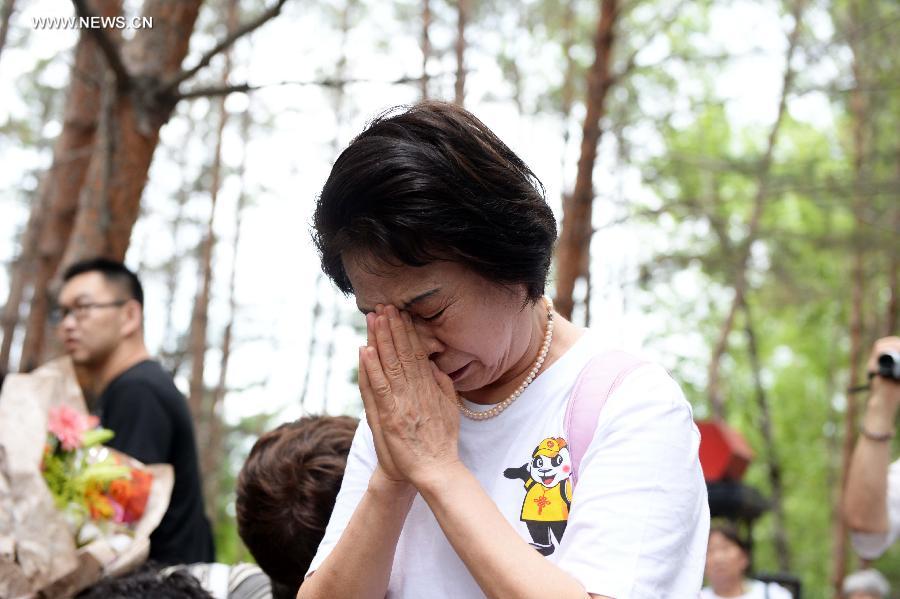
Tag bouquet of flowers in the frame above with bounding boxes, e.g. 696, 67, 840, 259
0, 358, 173, 599
41, 405, 153, 548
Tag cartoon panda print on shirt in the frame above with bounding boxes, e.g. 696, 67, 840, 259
503, 436, 573, 556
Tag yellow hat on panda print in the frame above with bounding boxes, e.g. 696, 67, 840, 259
532, 437, 568, 458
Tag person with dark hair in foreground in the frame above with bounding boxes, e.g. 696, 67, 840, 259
75, 564, 214, 599
300, 101, 708, 599
55, 258, 214, 564
702, 523, 792, 599
236, 415, 358, 599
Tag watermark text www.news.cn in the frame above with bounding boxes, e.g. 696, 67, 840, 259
33, 16, 154, 30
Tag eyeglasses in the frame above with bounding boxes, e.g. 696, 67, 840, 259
50, 300, 128, 324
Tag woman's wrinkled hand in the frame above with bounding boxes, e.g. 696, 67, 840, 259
358, 304, 460, 487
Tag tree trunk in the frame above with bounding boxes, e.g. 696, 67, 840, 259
159, 131, 192, 375
299, 274, 324, 410
0, 200, 41, 372
15, 0, 124, 372
322, 302, 339, 413
832, 198, 866, 598
0, 0, 15, 65
823, 346, 842, 557
553, 0, 619, 321
202, 104, 248, 521
59, 0, 203, 267
557, 0, 577, 180
887, 154, 899, 334
833, 4, 869, 591
743, 300, 791, 570
14, 0, 284, 369
420, 0, 431, 100
454, 0, 467, 106
705, 0, 805, 420
189, 0, 236, 439
18, 0, 203, 370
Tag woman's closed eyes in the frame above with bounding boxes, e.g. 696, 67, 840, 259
420, 307, 446, 322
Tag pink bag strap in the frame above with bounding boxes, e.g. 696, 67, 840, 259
564, 350, 646, 487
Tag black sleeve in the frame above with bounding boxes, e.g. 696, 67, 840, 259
102, 382, 172, 464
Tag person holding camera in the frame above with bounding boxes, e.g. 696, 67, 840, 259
844, 336, 900, 558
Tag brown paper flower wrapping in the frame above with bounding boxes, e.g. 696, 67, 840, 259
0, 357, 174, 598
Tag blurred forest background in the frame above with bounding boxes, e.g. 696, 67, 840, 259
0, 0, 897, 596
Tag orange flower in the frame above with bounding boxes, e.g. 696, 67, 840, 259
107, 478, 130, 505
85, 483, 114, 520
125, 469, 152, 521
106, 469, 152, 523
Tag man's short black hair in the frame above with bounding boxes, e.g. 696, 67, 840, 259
313, 101, 557, 302
62, 257, 144, 306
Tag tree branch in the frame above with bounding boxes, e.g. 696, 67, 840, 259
174, 74, 424, 100
71, 0, 131, 90
611, 0, 689, 84
177, 83, 254, 100
0, 0, 17, 65
164, 0, 289, 93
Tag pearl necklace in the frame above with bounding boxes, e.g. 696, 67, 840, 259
457, 296, 554, 421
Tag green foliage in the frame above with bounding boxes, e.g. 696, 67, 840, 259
634, 2, 899, 594
212, 412, 275, 564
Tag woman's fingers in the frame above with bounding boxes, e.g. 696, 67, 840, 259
358, 348, 403, 481
374, 311, 407, 388
362, 345, 398, 411
385, 306, 420, 378
402, 311, 434, 380
366, 312, 376, 348
358, 348, 381, 422
365, 305, 385, 347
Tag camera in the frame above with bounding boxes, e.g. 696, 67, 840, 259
878, 351, 900, 381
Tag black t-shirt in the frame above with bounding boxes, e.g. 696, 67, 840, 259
95, 360, 215, 564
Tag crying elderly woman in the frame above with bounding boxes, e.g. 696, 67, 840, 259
298, 101, 709, 599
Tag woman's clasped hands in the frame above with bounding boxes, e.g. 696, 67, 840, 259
358, 304, 461, 489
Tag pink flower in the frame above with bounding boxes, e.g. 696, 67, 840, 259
47, 405, 99, 451
109, 498, 126, 524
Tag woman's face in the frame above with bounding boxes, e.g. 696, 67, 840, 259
344, 256, 535, 394
705, 530, 749, 591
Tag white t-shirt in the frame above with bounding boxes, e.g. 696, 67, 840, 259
701, 579, 793, 599
851, 457, 900, 559
309, 332, 710, 598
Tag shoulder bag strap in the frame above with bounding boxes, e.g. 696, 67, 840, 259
564, 350, 646, 487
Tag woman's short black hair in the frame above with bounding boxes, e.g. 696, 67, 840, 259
312, 101, 557, 302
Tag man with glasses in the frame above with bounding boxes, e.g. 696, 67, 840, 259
55, 258, 214, 564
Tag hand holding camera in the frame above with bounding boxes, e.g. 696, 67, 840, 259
876, 350, 900, 382
867, 337, 900, 409
869, 337, 900, 379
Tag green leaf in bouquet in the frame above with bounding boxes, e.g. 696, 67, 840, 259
76, 461, 131, 486
80, 428, 114, 448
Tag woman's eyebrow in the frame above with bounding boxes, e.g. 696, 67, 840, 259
401, 288, 441, 310
357, 287, 442, 315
